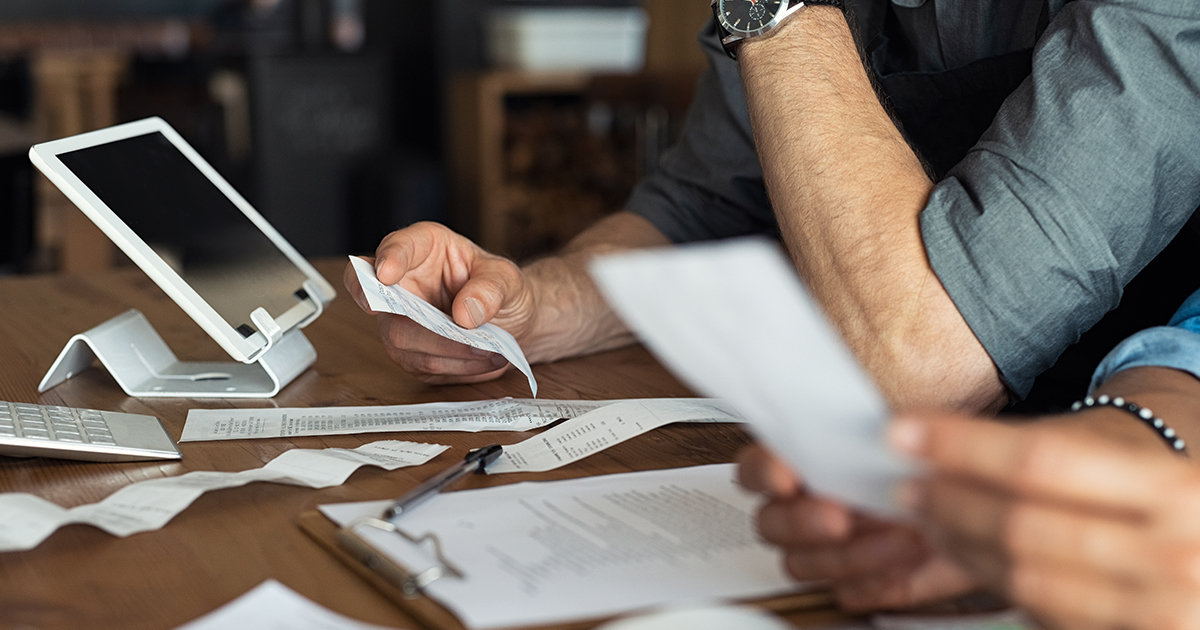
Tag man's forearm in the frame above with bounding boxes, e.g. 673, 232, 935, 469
739, 8, 1006, 412
518, 211, 671, 363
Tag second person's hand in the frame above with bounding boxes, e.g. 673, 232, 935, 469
736, 443, 979, 610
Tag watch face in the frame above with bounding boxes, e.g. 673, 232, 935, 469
717, 0, 784, 36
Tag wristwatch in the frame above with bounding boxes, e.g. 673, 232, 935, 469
711, 0, 846, 59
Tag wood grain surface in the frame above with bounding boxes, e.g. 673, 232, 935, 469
0, 259, 858, 630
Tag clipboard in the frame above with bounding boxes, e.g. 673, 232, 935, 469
298, 509, 836, 630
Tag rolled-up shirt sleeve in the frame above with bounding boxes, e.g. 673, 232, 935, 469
922, 0, 1200, 397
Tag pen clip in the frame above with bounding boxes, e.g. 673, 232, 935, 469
383, 444, 505, 522
339, 515, 465, 598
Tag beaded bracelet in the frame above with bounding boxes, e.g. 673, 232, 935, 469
1071, 395, 1188, 456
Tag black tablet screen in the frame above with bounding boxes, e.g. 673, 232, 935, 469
59, 132, 310, 336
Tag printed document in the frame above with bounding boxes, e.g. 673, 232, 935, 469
488, 398, 741, 473
590, 239, 915, 517
174, 579, 405, 630
872, 610, 1036, 630
320, 463, 807, 630
0, 441, 446, 552
180, 398, 739, 442
350, 256, 537, 396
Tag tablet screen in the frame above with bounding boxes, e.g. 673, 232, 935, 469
58, 132, 310, 336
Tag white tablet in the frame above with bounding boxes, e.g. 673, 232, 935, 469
29, 117, 337, 364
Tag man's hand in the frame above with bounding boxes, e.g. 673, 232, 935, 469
891, 411, 1200, 629
343, 222, 537, 384
344, 214, 671, 384
736, 443, 979, 610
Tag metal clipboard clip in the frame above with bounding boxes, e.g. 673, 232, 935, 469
338, 515, 466, 598
335, 444, 503, 597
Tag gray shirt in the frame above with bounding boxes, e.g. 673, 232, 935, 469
627, 0, 1200, 398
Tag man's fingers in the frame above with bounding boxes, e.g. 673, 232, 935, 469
1007, 558, 1153, 630
831, 554, 978, 612
783, 525, 927, 582
891, 413, 1189, 514
378, 314, 507, 365
923, 476, 1166, 586
736, 443, 804, 496
416, 366, 512, 386
756, 495, 854, 545
374, 222, 459, 287
385, 346, 510, 380
452, 255, 528, 330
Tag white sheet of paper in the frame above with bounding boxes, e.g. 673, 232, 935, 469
487, 398, 742, 473
590, 239, 914, 517
0, 441, 447, 552
181, 398, 725, 442
320, 463, 806, 630
872, 610, 1035, 630
350, 256, 537, 396
596, 605, 794, 630
174, 579, 405, 630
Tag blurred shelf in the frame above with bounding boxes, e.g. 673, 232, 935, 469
447, 69, 695, 261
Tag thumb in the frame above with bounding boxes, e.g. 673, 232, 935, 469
450, 257, 525, 329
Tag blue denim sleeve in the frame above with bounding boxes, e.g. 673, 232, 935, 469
1089, 289, 1200, 393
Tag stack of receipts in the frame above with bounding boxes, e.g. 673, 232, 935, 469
320, 463, 807, 630
590, 239, 915, 517
0, 441, 447, 552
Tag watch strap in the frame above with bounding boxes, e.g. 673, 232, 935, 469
713, 0, 847, 60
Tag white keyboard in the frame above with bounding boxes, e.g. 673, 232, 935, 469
0, 401, 181, 462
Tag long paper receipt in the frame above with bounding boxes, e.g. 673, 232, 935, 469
182, 399, 742, 473
350, 256, 536, 396
181, 398, 730, 442
0, 441, 447, 553
321, 463, 808, 630
591, 239, 915, 517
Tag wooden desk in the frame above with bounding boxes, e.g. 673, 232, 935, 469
0, 259, 857, 630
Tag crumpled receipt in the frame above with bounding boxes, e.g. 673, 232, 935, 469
350, 256, 538, 397
0, 440, 448, 552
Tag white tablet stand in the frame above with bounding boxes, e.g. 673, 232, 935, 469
38, 283, 326, 399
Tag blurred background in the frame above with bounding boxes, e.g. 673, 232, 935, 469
0, 0, 711, 275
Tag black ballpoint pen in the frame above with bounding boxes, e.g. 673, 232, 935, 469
382, 444, 504, 523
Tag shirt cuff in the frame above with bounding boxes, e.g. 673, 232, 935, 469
1089, 326, 1200, 394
